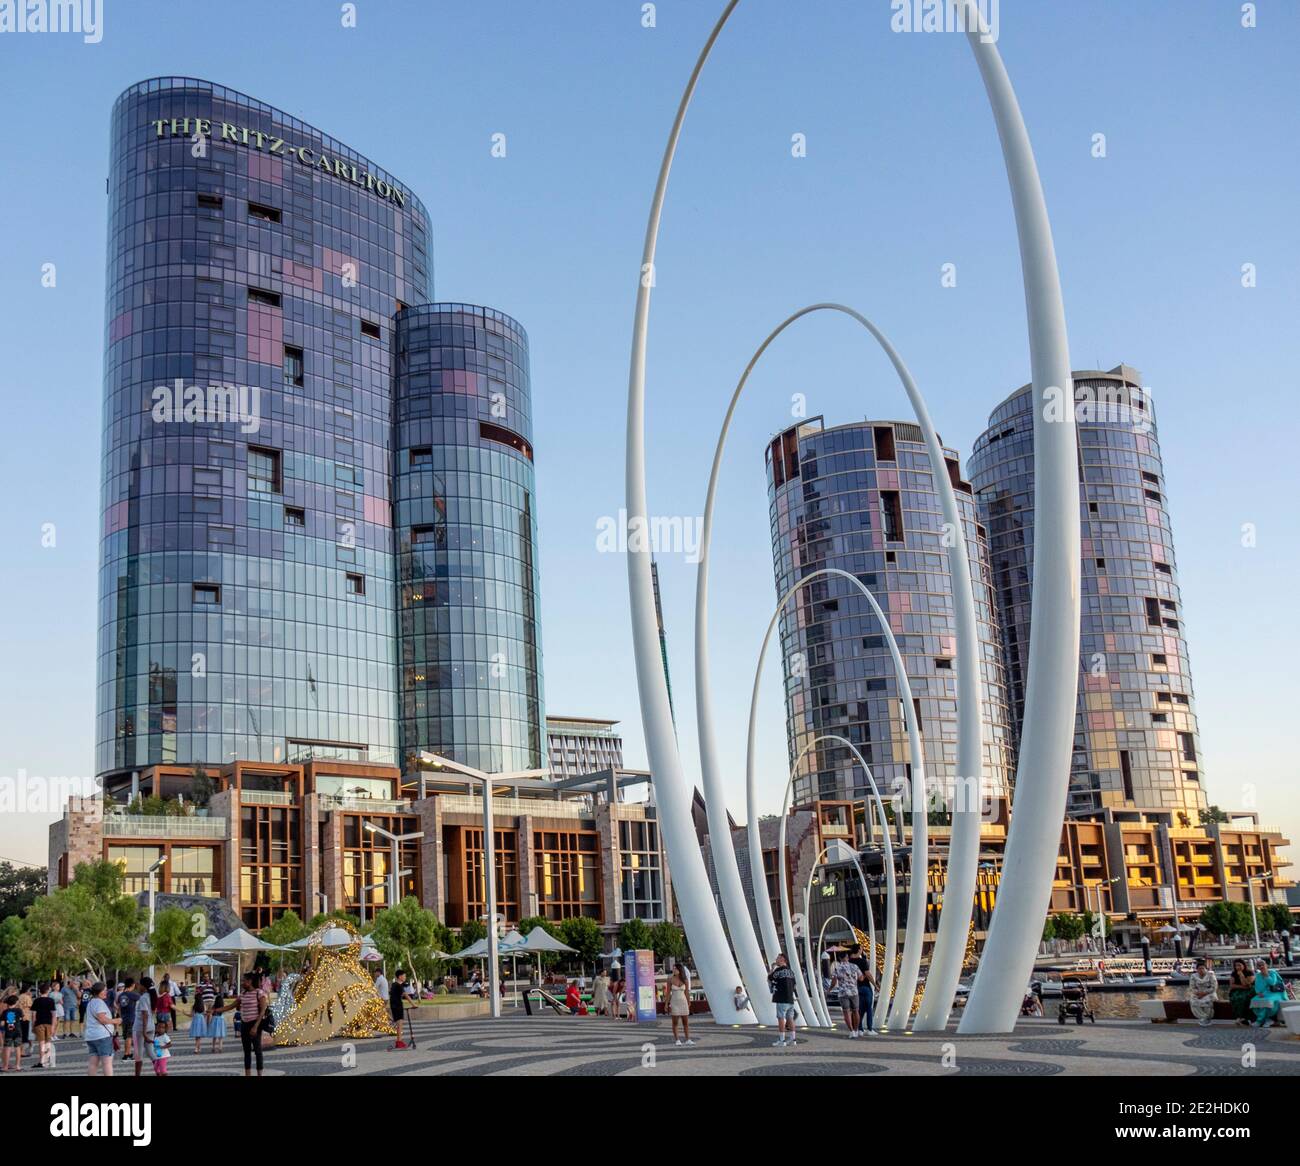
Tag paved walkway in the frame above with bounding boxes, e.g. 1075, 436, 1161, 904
22, 1015, 1300, 1077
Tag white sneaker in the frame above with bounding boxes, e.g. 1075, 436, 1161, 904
861, 1029, 878, 1037
684, 1039, 695, 1046
772, 1037, 786, 1046
786, 1037, 797, 1046
674, 1039, 682, 1046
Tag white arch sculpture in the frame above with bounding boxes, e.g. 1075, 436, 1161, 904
624, 0, 1079, 1034
748, 567, 927, 1029
696, 301, 984, 1032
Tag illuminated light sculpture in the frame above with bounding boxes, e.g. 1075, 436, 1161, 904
625, 0, 1078, 1035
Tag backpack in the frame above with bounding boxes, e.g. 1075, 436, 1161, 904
1, 1008, 20, 1037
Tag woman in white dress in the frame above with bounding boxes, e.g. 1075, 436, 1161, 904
1187, 959, 1218, 1026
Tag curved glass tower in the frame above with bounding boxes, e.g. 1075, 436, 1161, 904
393, 304, 545, 773
969, 365, 1208, 818
765, 417, 1014, 809
97, 78, 431, 781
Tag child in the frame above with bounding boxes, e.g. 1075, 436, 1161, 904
732, 986, 750, 1015
152, 1018, 171, 1076
1, 995, 23, 1073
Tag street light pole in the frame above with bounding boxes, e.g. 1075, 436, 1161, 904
146, 854, 167, 979
416, 751, 548, 1020
1248, 871, 1273, 951
365, 821, 425, 913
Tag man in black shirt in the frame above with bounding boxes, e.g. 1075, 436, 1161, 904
389, 971, 409, 1049
31, 986, 57, 1068
115, 978, 139, 1061
767, 954, 799, 1048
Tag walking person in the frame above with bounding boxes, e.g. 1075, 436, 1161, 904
152, 1018, 172, 1077
60, 978, 79, 1040
115, 977, 138, 1062
664, 965, 694, 1046
156, 975, 174, 1034
389, 970, 409, 1048
849, 943, 878, 1036
83, 983, 120, 1077
32, 984, 57, 1069
1, 995, 24, 1072
372, 967, 389, 1013
237, 972, 269, 1077
768, 953, 799, 1047
832, 951, 863, 1037
17, 984, 33, 1057
209, 981, 227, 1053
132, 976, 157, 1078
591, 969, 610, 1016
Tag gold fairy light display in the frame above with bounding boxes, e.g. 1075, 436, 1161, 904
274, 921, 396, 1047
852, 924, 925, 1017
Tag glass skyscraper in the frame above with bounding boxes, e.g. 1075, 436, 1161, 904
394, 304, 545, 773
96, 78, 543, 787
968, 365, 1207, 819
765, 417, 1014, 810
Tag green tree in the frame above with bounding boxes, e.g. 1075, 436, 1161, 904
1262, 904, 1294, 934
1200, 901, 1253, 938
458, 919, 487, 947
1198, 805, 1230, 825
369, 896, 448, 983
1079, 910, 1110, 942
189, 764, 216, 807
147, 906, 196, 968
0, 862, 46, 921
649, 920, 687, 960
558, 916, 603, 965
21, 860, 143, 982
261, 910, 308, 972
0, 915, 32, 981
1041, 915, 1056, 942
1052, 913, 1086, 941
618, 917, 653, 953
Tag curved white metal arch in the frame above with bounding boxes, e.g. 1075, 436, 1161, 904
625, 0, 1078, 1034
817, 913, 868, 1029
748, 567, 927, 1029
780, 731, 895, 1029
694, 301, 982, 1032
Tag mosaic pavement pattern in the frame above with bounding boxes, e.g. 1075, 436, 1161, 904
24, 1014, 1300, 1077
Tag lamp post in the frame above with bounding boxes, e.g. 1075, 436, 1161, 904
146, 854, 168, 979
316, 890, 328, 918
1087, 876, 1121, 964
364, 821, 425, 912
1248, 871, 1273, 951
360, 878, 390, 927
416, 751, 549, 1019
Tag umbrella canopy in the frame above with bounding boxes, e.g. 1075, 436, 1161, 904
500, 929, 526, 951
204, 927, 289, 952
452, 937, 491, 959
179, 953, 231, 968
520, 927, 577, 954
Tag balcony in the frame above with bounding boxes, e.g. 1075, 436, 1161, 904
437, 794, 588, 820
317, 794, 411, 814
103, 815, 227, 840
240, 790, 295, 806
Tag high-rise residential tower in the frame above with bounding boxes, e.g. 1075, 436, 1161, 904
968, 365, 1207, 819
765, 417, 1015, 810
96, 78, 544, 793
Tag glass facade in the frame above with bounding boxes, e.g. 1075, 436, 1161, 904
394, 304, 545, 773
766, 418, 1014, 809
97, 79, 433, 782
968, 366, 1208, 819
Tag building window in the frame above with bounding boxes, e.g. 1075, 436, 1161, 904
192, 583, 221, 605
1095, 558, 1106, 570
197, 192, 223, 211
934, 658, 953, 670
238, 804, 302, 930
1144, 597, 1162, 627
1151, 653, 1167, 670
411, 525, 438, 546
341, 814, 420, 913
284, 345, 304, 387
873, 426, 896, 460
284, 506, 305, 527
618, 819, 663, 921
346, 573, 365, 595
247, 446, 281, 493
533, 830, 601, 920
460, 828, 517, 926
1179, 733, 1197, 763
1154, 561, 1172, 575
360, 319, 381, 339
479, 421, 533, 461
880, 491, 904, 542
410, 446, 432, 468
248, 201, 282, 224
1119, 751, 1135, 802
247, 287, 281, 308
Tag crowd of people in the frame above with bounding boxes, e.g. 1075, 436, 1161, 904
0, 969, 274, 1077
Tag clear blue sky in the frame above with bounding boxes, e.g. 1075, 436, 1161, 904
0, 0, 1296, 868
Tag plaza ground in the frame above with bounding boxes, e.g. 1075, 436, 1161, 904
23, 1014, 1300, 1077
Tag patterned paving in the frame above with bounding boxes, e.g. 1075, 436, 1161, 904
23, 1015, 1300, 1077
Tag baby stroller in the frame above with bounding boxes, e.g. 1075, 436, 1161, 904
1057, 974, 1096, 1025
